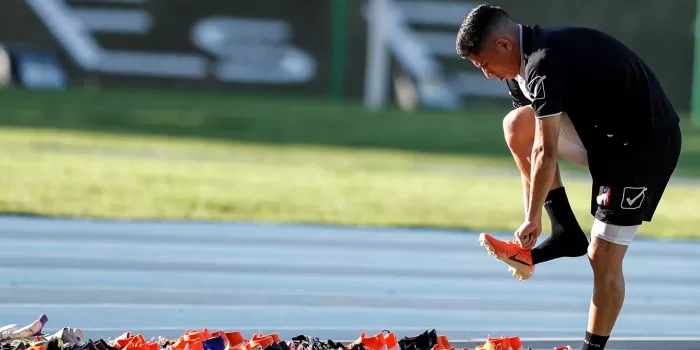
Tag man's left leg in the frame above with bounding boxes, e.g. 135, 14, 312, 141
582, 223, 636, 350
581, 172, 651, 350
581, 123, 682, 350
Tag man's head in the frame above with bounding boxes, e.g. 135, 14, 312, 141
456, 4, 521, 81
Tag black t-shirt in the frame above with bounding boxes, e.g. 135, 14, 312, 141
507, 25, 680, 158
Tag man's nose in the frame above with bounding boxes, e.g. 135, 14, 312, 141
481, 68, 493, 79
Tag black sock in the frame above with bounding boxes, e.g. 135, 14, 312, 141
581, 331, 609, 350
531, 187, 589, 265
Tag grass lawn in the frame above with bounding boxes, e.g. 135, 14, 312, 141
0, 87, 699, 239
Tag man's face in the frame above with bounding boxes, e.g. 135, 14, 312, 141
467, 39, 520, 81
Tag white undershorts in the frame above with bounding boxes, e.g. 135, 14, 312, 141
591, 219, 640, 246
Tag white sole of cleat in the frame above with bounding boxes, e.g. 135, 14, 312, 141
478, 234, 532, 282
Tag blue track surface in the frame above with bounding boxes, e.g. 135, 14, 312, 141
0, 217, 698, 350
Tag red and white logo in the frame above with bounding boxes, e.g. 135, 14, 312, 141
596, 186, 611, 207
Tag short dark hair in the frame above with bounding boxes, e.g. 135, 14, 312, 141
456, 4, 513, 58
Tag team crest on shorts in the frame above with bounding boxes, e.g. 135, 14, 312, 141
596, 186, 611, 206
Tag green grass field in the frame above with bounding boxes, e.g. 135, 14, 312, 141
1, 87, 699, 238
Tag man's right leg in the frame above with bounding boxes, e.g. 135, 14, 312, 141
504, 107, 589, 264
479, 107, 589, 278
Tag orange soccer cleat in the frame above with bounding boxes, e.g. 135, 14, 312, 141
474, 335, 522, 350
473, 337, 507, 350
479, 233, 534, 281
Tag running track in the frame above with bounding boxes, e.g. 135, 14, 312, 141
0, 217, 698, 350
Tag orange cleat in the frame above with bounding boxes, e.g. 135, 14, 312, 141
249, 336, 274, 350
552, 347, 573, 350
436, 335, 454, 350
474, 335, 522, 350
505, 336, 522, 350
478, 233, 534, 281
252, 333, 282, 344
347, 332, 387, 350
225, 332, 247, 348
473, 337, 509, 350
383, 332, 400, 350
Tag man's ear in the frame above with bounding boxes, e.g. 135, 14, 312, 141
496, 39, 513, 52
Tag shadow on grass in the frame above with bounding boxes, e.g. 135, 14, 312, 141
1, 87, 700, 176
0, 211, 50, 218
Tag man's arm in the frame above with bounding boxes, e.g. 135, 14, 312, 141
527, 115, 560, 222
524, 50, 565, 225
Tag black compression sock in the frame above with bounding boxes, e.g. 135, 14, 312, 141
531, 187, 589, 265
581, 331, 609, 350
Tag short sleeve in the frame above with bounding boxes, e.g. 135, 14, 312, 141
505, 79, 531, 109
524, 50, 564, 118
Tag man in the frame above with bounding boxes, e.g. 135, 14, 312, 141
455, 4, 682, 350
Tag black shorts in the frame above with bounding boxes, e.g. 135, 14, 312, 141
588, 123, 682, 226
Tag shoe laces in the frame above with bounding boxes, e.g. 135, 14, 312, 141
506, 238, 528, 253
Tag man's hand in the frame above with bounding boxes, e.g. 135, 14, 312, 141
515, 215, 542, 250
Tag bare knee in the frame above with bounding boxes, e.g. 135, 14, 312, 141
588, 237, 627, 279
503, 106, 535, 154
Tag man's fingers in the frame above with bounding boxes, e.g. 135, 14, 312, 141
523, 233, 538, 249
520, 236, 531, 249
515, 223, 537, 249
518, 232, 530, 242
519, 235, 531, 248
523, 237, 535, 250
